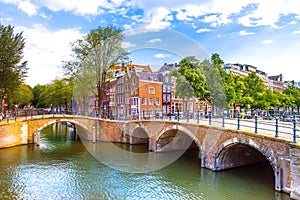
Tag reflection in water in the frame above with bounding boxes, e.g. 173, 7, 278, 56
0, 123, 290, 199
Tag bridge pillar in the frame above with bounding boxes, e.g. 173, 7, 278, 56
129, 135, 133, 145
92, 126, 96, 143
290, 148, 300, 199
200, 154, 206, 168
33, 132, 37, 144
275, 167, 283, 192
33, 130, 40, 146
211, 155, 217, 171
36, 131, 40, 146
148, 139, 152, 151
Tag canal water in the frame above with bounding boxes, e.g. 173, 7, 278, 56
0, 124, 290, 200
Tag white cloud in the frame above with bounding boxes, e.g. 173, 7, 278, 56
201, 14, 232, 27
41, 0, 107, 15
0, 0, 37, 16
121, 41, 135, 48
18, 1, 37, 16
261, 39, 273, 44
293, 30, 300, 34
147, 38, 161, 43
175, 10, 193, 21
132, 0, 300, 30
123, 24, 132, 30
196, 28, 212, 33
154, 53, 169, 59
15, 24, 83, 86
175, 4, 208, 21
238, 0, 300, 28
145, 7, 173, 29
39, 12, 51, 20
239, 30, 255, 36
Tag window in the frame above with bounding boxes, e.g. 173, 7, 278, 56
125, 94, 130, 104
142, 108, 146, 117
149, 109, 153, 117
156, 98, 160, 105
149, 98, 153, 105
142, 97, 147, 105
167, 94, 170, 101
109, 94, 115, 104
167, 85, 171, 93
149, 87, 155, 94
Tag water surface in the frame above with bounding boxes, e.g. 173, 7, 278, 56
0, 124, 290, 199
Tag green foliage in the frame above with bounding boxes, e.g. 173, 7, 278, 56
33, 78, 74, 108
0, 23, 28, 111
211, 53, 224, 68
178, 56, 209, 100
202, 59, 227, 109
242, 72, 265, 110
10, 84, 33, 107
169, 69, 195, 99
32, 84, 48, 108
282, 85, 298, 109
171, 53, 300, 113
64, 26, 128, 114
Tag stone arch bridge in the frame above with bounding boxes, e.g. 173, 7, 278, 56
0, 115, 300, 199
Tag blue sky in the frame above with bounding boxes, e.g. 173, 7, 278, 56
0, 0, 300, 86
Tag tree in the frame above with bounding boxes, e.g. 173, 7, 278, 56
211, 53, 224, 68
40, 78, 74, 109
64, 26, 128, 115
282, 85, 298, 112
242, 72, 265, 111
177, 56, 209, 101
10, 84, 33, 107
230, 75, 245, 115
169, 68, 195, 99
32, 84, 48, 108
202, 59, 227, 110
0, 23, 28, 111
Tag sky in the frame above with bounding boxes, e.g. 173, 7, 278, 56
0, 0, 300, 87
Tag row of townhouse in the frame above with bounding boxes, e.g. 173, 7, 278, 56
102, 63, 211, 119
222, 63, 297, 93
105, 64, 171, 119
94, 62, 297, 118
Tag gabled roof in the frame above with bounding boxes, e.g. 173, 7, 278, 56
136, 71, 161, 83
130, 64, 152, 72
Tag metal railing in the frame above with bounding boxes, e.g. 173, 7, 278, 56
1, 108, 298, 144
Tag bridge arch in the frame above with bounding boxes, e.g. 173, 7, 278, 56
214, 138, 277, 172
154, 125, 202, 153
130, 124, 150, 145
34, 119, 91, 140
214, 137, 282, 190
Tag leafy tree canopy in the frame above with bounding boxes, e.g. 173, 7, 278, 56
0, 23, 28, 111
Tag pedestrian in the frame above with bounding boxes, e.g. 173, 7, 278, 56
13, 104, 18, 120
50, 104, 54, 114
6, 110, 10, 123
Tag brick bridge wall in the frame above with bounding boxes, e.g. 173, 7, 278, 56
1, 116, 300, 198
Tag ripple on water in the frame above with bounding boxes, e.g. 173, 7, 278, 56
0, 125, 291, 200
